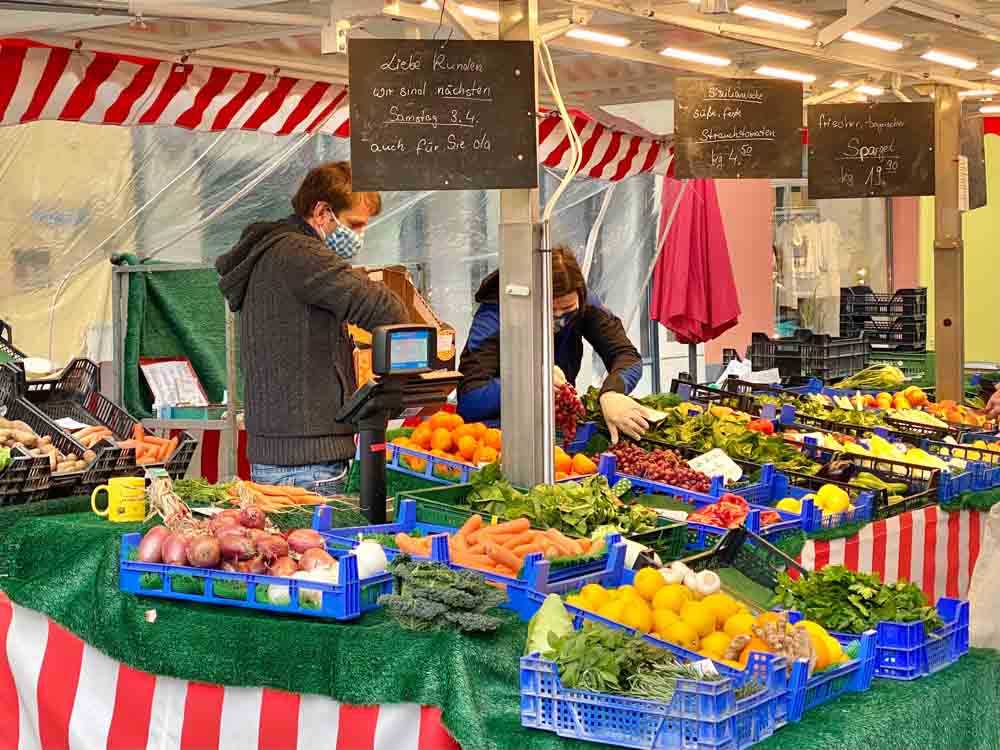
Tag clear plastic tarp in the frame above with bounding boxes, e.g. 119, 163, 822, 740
0, 120, 659, 395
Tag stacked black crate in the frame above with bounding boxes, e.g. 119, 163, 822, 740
840, 287, 927, 351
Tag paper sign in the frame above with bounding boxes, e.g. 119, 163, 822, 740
139, 358, 209, 407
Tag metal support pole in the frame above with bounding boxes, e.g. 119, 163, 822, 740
225, 307, 240, 480
498, 0, 551, 487
932, 85, 965, 400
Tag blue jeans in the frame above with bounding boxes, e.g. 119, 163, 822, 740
251, 461, 350, 495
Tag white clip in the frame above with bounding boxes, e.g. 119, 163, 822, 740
505, 285, 530, 297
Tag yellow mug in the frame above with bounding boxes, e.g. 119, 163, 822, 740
91, 477, 146, 522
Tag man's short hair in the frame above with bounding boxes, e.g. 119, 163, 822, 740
291, 161, 382, 219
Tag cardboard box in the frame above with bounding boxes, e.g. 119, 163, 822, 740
350, 266, 457, 387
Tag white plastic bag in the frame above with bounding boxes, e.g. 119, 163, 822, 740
968, 503, 1000, 650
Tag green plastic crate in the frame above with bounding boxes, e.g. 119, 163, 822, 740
625, 519, 688, 563
398, 483, 514, 528
867, 350, 935, 388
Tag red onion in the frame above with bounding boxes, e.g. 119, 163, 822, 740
210, 513, 241, 534
237, 556, 268, 574
137, 525, 169, 563
287, 529, 326, 554
219, 534, 256, 561
215, 524, 248, 539
239, 505, 266, 530
187, 537, 221, 569
256, 535, 289, 562
268, 556, 298, 577
299, 548, 336, 572
162, 533, 189, 566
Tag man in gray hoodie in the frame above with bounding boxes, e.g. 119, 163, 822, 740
216, 161, 406, 490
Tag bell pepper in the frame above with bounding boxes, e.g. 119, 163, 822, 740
747, 418, 775, 435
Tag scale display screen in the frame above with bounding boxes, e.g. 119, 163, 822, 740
389, 330, 431, 371
373, 325, 437, 376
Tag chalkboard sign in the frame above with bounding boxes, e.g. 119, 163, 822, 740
673, 78, 804, 179
348, 39, 538, 192
961, 115, 987, 210
807, 102, 934, 199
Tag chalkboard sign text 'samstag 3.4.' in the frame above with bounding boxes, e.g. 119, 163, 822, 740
349, 39, 538, 192
673, 78, 803, 179
807, 102, 935, 199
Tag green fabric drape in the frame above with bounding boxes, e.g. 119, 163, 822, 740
118, 256, 235, 418
1, 500, 998, 750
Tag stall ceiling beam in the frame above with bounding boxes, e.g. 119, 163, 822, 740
817, 0, 899, 46
897, 0, 1000, 39
127, 1, 326, 27
174, 25, 320, 50
570, 0, 987, 89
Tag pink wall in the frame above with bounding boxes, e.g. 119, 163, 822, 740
706, 180, 775, 363
890, 197, 920, 290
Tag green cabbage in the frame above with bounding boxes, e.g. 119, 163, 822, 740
524, 594, 574, 657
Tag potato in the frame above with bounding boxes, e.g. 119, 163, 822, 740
65, 453, 78, 462
11, 431, 36, 448
82, 450, 97, 462
39, 435, 51, 446
74, 461, 87, 471
9, 421, 32, 433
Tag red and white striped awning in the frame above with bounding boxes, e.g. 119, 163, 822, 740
0, 38, 670, 181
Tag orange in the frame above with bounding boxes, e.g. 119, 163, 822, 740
452, 425, 475, 441
554, 447, 572, 474
410, 427, 433, 450
457, 435, 478, 460
483, 428, 502, 451
430, 449, 463, 479
446, 413, 465, 431
571, 453, 597, 475
739, 637, 773, 667
555, 471, 569, 481
755, 612, 783, 629
468, 422, 488, 439
474, 445, 499, 465
428, 412, 452, 431
430, 428, 453, 453
391, 436, 411, 447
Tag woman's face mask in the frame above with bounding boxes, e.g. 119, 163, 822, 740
554, 312, 575, 333
553, 293, 580, 333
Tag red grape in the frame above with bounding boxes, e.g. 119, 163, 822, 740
607, 442, 711, 492
554, 383, 586, 444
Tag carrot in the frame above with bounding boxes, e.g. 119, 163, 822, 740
577, 538, 592, 553
140, 435, 170, 447
502, 531, 535, 550
484, 542, 523, 573
542, 544, 560, 559
451, 534, 469, 555
544, 529, 579, 556
479, 518, 530, 536
136, 456, 156, 465
546, 528, 584, 555
512, 542, 546, 557
116, 440, 139, 449
452, 552, 495, 568
133, 423, 145, 442
468, 542, 486, 555
457, 514, 482, 538
161, 437, 178, 461
395, 533, 427, 556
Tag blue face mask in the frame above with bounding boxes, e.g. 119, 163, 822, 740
554, 312, 575, 333
325, 214, 364, 260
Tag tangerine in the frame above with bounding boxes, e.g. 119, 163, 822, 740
447, 413, 465, 431
554, 447, 572, 474
555, 471, 569, 481
739, 637, 773, 667
430, 428, 453, 452
483, 428, 502, 451
411, 427, 433, 450
474, 445, 499, 465
452, 424, 475, 441
468, 422, 488, 438
571, 453, 597, 475
457, 435, 479, 460
428, 412, 452, 431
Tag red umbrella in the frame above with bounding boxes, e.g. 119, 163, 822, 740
650, 177, 741, 344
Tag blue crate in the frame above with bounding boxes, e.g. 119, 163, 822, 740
510, 585, 874, 726
520, 649, 788, 750
829, 598, 969, 681
563, 421, 598, 453
380, 442, 476, 485
315, 499, 630, 594
928, 438, 1000, 474
119, 533, 390, 621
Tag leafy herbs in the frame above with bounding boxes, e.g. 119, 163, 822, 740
173, 479, 233, 504
466, 465, 657, 538
0, 446, 10, 473
771, 565, 944, 635
379, 555, 506, 633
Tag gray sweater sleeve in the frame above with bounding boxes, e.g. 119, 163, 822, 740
282, 241, 408, 329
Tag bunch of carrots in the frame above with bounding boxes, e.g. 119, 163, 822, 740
71, 425, 114, 449
394, 515, 602, 578
226, 480, 328, 513
116, 424, 179, 465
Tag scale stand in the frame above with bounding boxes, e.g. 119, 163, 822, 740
335, 325, 461, 523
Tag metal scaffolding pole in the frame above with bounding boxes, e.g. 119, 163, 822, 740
933, 85, 965, 400
498, 0, 552, 487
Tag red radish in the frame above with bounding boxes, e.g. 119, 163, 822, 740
268, 557, 298, 577
256, 535, 289, 562
237, 556, 268, 574
239, 505, 266, 529
299, 548, 336, 571
137, 525, 169, 563
162, 534, 189, 566
287, 529, 325, 554
219, 534, 256, 561
187, 537, 221, 568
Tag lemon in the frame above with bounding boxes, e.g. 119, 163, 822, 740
597, 600, 626, 623
817, 484, 850, 514
809, 634, 832, 671
652, 583, 692, 613
701, 593, 741, 628
775, 497, 802, 514
621, 601, 654, 634
823, 634, 844, 664
565, 594, 589, 610
613, 584, 639, 601
723, 612, 756, 639
680, 601, 716, 638
795, 620, 829, 640
700, 631, 733, 658
634, 568, 666, 602
653, 609, 680, 635
580, 583, 610, 610
663, 620, 700, 651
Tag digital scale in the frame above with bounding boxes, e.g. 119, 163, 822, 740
336, 325, 462, 522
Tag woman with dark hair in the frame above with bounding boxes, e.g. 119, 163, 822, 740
457, 246, 656, 443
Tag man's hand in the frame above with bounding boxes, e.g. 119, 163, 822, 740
553, 366, 567, 387
987, 384, 1000, 419
600, 392, 660, 444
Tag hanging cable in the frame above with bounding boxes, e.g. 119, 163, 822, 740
538, 38, 582, 229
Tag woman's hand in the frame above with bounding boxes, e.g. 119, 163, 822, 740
600, 392, 659, 443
